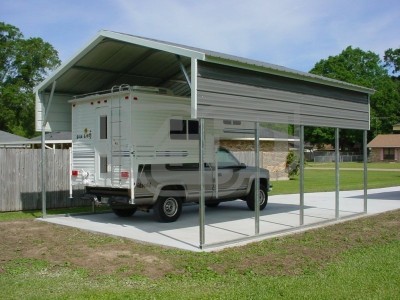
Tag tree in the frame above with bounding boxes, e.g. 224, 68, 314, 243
307, 46, 400, 149
0, 22, 60, 137
384, 47, 400, 75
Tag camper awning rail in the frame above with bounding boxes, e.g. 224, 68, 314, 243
72, 85, 174, 100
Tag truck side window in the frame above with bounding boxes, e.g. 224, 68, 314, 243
217, 149, 240, 168
100, 115, 107, 139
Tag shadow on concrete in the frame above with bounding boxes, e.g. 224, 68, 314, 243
67, 200, 308, 234
349, 191, 400, 201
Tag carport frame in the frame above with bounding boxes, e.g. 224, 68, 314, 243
34, 30, 373, 250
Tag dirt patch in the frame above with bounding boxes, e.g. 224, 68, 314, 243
1, 210, 399, 279
0, 220, 174, 279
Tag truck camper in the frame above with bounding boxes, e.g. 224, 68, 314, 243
70, 85, 269, 222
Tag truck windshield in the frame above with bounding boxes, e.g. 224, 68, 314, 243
217, 149, 241, 168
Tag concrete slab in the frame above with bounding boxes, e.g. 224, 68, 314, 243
41, 186, 400, 252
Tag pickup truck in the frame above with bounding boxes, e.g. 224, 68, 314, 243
86, 148, 270, 222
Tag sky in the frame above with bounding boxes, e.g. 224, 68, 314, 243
1, 0, 400, 72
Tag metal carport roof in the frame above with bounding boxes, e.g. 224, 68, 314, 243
36, 30, 373, 96
35, 30, 374, 133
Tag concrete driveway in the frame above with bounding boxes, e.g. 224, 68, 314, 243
41, 186, 400, 251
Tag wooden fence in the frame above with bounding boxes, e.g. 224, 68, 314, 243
0, 149, 86, 212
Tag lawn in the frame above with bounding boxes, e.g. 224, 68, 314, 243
0, 209, 399, 299
307, 161, 400, 169
270, 163, 400, 195
0, 163, 399, 299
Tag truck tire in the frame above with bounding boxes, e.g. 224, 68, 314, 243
154, 195, 182, 223
112, 208, 137, 217
246, 183, 268, 211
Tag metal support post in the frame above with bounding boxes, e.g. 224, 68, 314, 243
299, 125, 305, 225
69, 147, 73, 201
41, 125, 47, 218
363, 130, 368, 213
199, 118, 205, 248
254, 122, 260, 235
335, 128, 340, 219
41, 81, 56, 218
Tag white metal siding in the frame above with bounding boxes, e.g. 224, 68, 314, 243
197, 62, 370, 130
36, 93, 72, 131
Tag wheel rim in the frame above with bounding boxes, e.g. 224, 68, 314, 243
259, 189, 266, 206
163, 197, 178, 217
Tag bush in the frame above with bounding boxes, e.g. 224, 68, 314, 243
286, 151, 300, 178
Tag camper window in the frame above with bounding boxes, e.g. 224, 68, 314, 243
170, 119, 186, 140
100, 116, 107, 139
188, 120, 199, 140
170, 119, 199, 140
223, 120, 241, 126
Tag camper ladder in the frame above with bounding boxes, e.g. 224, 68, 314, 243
110, 85, 125, 186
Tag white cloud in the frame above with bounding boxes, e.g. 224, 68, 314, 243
2, 0, 399, 71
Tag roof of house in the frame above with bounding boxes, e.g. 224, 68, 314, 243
0, 130, 29, 143
0, 131, 71, 147
30, 131, 72, 142
367, 134, 400, 148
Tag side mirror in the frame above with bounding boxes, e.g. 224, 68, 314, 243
233, 163, 246, 170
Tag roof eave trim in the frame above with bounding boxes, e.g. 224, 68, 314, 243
101, 30, 206, 60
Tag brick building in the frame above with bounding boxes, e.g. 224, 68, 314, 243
367, 134, 400, 162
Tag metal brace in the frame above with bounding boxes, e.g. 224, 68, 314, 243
176, 55, 191, 89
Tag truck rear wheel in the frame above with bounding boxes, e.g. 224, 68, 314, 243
246, 183, 268, 211
154, 195, 182, 222
112, 208, 137, 217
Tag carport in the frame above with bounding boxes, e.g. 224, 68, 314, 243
35, 30, 374, 249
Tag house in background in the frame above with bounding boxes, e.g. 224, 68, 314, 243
393, 123, 400, 133
0, 130, 71, 149
367, 134, 400, 162
29, 132, 71, 149
0, 130, 30, 148
219, 126, 298, 180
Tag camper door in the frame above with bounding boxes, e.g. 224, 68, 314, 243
95, 107, 110, 185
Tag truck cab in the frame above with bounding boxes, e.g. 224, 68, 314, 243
89, 147, 270, 222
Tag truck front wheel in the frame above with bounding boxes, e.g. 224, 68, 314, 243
154, 195, 182, 222
246, 183, 268, 211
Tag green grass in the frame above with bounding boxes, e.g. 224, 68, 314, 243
307, 161, 400, 169
0, 206, 110, 222
1, 222, 399, 299
270, 168, 400, 195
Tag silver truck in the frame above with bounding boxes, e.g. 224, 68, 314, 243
86, 148, 270, 222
